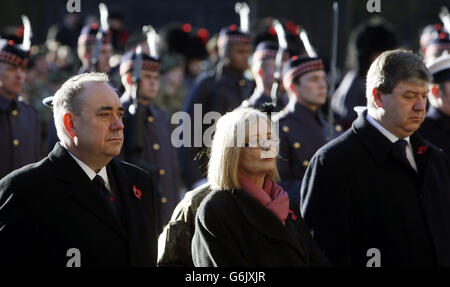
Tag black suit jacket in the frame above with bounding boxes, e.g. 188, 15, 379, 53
0, 143, 158, 266
301, 110, 450, 266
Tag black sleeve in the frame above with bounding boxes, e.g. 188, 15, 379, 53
0, 178, 40, 266
300, 152, 354, 266
191, 195, 246, 267
277, 127, 302, 205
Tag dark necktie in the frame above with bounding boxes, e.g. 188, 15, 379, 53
393, 139, 412, 169
93, 175, 121, 222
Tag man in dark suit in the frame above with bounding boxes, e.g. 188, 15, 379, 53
0, 73, 158, 266
419, 54, 450, 158
301, 50, 450, 266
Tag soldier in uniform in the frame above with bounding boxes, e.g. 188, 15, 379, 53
422, 31, 450, 65
76, 23, 113, 74
178, 24, 254, 189
419, 54, 450, 158
331, 18, 398, 130
273, 55, 342, 205
0, 39, 40, 179
419, 24, 443, 58
119, 50, 180, 230
240, 41, 288, 111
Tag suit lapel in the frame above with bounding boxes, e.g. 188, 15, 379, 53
229, 189, 308, 260
410, 133, 433, 186
108, 159, 154, 266
352, 111, 393, 164
48, 144, 127, 239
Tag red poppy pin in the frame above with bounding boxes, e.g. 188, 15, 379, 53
288, 210, 298, 221
133, 185, 142, 199
417, 144, 428, 155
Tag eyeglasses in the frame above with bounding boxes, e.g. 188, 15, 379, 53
244, 138, 280, 149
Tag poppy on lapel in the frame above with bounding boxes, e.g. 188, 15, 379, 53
133, 185, 142, 199
417, 144, 428, 155
288, 210, 298, 221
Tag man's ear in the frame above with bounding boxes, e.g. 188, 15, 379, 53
289, 83, 298, 95
63, 113, 76, 138
431, 84, 441, 99
126, 73, 132, 85
258, 68, 263, 77
372, 87, 383, 108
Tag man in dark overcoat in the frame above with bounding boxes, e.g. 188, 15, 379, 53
0, 73, 158, 266
301, 50, 450, 267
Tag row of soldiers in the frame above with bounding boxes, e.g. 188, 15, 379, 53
1, 10, 450, 240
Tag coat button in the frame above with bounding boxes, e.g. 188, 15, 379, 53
11, 110, 18, 116
293, 142, 301, 149
159, 169, 165, 176
147, 116, 154, 123
302, 160, 309, 167
153, 143, 160, 150
282, 126, 290, 133
335, 125, 342, 132
18, 96, 23, 102
239, 79, 246, 86
161, 197, 168, 204
13, 139, 20, 146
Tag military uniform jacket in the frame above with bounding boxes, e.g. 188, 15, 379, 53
239, 89, 288, 112
0, 143, 158, 266
331, 71, 366, 130
121, 94, 180, 230
301, 111, 450, 266
157, 183, 211, 267
192, 188, 330, 267
419, 106, 450, 159
178, 66, 254, 189
0, 94, 40, 179
274, 101, 342, 205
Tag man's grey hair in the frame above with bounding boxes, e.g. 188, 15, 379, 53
366, 49, 431, 109
53, 72, 110, 147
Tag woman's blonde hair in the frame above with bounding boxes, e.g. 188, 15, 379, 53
207, 107, 279, 191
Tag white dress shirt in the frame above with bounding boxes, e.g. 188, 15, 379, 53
366, 113, 418, 171
67, 151, 112, 190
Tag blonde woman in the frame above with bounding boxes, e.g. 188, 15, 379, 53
191, 108, 329, 267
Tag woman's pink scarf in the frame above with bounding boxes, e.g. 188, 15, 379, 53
238, 173, 290, 225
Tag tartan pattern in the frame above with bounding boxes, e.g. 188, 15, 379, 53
283, 59, 324, 89
120, 59, 160, 75
0, 51, 28, 67
218, 34, 251, 48
253, 49, 277, 62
